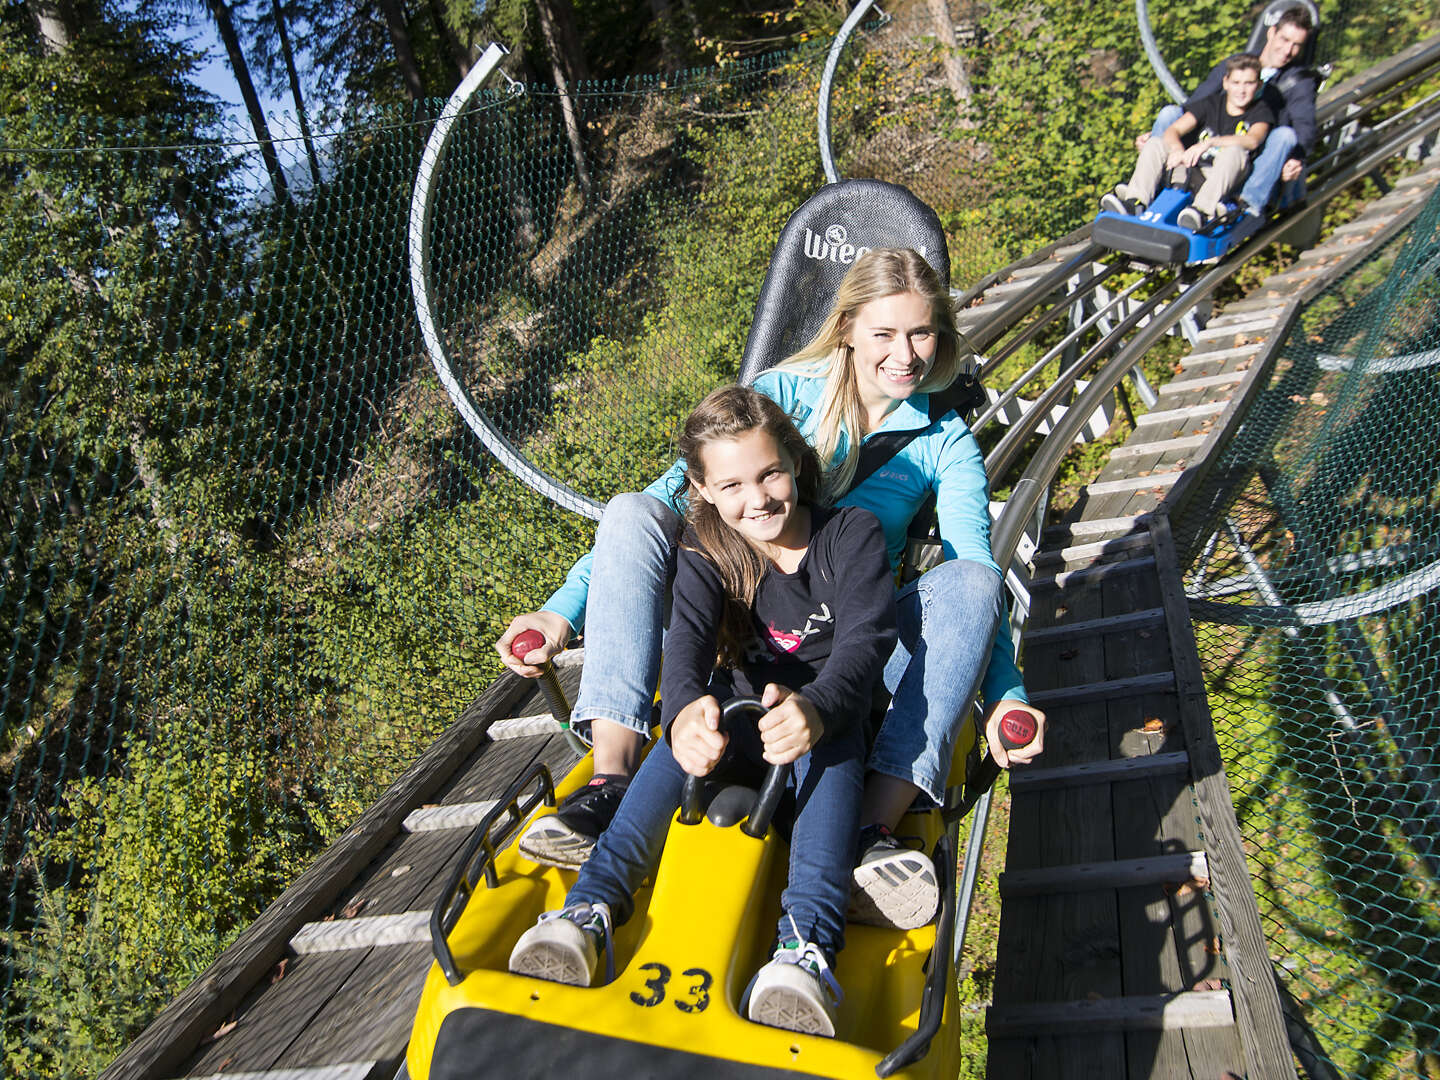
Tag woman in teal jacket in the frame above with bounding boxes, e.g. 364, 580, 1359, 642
499, 248, 1046, 929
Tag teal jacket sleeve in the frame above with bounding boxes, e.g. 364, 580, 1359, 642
539, 459, 689, 633
929, 419, 1029, 707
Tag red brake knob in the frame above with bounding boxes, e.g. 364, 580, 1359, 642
511, 629, 546, 661
998, 709, 1037, 751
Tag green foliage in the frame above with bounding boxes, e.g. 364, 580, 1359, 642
6, 722, 309, 1077
3, 0, 1440, 1073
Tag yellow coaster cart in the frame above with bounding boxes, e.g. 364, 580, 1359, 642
404, 49, 1019, 1075
405, 694, 1005, 1080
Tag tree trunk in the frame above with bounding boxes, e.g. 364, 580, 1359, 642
375, 0, 428, 103
29, 0, 80, 52
534, 0, 593, 197
206, 0, 291, 202
426, 0, 472, 82
924, 0, 975, 127
270, 0, 322, 188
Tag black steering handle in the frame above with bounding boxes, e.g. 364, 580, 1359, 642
677, 696, 791, 838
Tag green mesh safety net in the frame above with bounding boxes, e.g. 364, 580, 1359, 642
1173, 182, 1440, 1077
0, 0, 1435, 1075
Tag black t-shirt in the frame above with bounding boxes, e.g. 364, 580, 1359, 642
660, 505, 898, 738
1189, 57, 1318, 157
1182, 89, 1276, 147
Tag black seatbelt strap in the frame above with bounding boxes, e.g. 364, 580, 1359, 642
845, 372, 986, 496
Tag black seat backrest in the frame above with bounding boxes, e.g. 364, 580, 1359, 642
737, 179, 950, 387
1244, 0, 1320, 68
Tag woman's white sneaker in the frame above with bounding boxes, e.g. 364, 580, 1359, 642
848, 823, 939, 930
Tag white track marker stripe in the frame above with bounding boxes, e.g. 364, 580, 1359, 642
1179, 344, 1261, 368
1135, 400, 1228, 426
1083, 472, 1182, 496
180, 1066, 378, 1080
1043, 514, 1151, 541
404, 799, 501, 832
289, 910, 430, 954
1157, 370, 1246, 395
1194, 316, 1277, 340
1109, 433, 1208, 459
488, 713, 563, 740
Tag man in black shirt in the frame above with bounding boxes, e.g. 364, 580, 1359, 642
1139, 5, 1317, 217
1101, 53, 1274, 230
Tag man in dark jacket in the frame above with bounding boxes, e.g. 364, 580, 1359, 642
1137, 6, 1316, 216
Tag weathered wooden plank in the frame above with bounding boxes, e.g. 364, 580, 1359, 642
1019, 568, 1107, 706
1030, 555, 1156, 591
274, 943, 431, 1068
103, 672, 536, 1080
183, 1064, 378, 1080
987, 990, 1235, 1035
1027, 671, 1175, 707
1022, 607, 1165, 643
324, 734, 566, 921
1150, 514, 1298, 1079
328, 829, 475, 919
989, 1032, 1130, 1079
1091, 549, 1232, 1074
370, 733, 579, 918
1009, 750, 1189, 792
1000, 509, 1127, 1079
179, 952, 368, 1075
1094, 547, 1232, 1076
440, 728, 574, 807
1091, 442, 1172, 484
1000, 851, 1208, 897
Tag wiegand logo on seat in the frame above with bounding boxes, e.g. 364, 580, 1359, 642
802, 223, 927, 266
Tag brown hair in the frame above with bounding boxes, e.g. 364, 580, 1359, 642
677, 384, 822, 667
774, 248, 969, 498
1225, 52, 1262, 78
1274, 6, 1313, 34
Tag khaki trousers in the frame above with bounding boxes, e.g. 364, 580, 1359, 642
1125, 138, 1249, 215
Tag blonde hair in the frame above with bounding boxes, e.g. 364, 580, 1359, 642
678, 385, 823, 668
774, 248, 963, 498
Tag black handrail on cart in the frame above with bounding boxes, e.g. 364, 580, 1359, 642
429, 761, 558, 985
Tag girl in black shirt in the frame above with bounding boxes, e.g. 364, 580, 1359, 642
510, 385, 897, 1037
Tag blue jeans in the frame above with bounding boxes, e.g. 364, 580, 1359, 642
570, 492, 683, 739
1150, 104, 1303, 213
1241, 124, 1301, 212
566, 717, 865, 960
870, 558, 1003, 805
